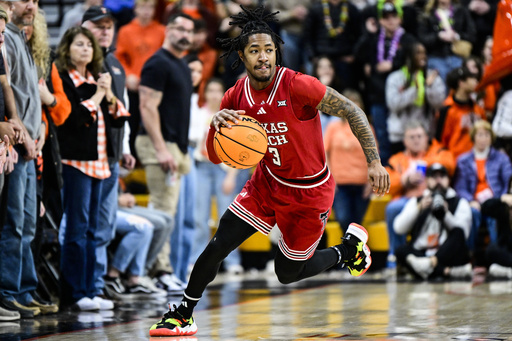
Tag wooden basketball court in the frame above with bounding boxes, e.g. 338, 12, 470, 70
2, 270, 512, 341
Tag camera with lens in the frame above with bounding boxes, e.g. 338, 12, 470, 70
431, 189, 446, 220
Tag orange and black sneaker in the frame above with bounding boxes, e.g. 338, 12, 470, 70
342, 223, 372, 277
149, 304, 197, 337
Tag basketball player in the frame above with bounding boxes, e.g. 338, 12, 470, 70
149, 6, 390, 337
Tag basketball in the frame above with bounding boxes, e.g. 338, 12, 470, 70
213, 115, 268, 169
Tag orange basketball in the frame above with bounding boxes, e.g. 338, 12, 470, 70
213, 115, 268, 169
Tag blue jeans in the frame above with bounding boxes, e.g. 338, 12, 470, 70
370, 104, 391, 166
427, 55, 463, 85
94, 162, 119, 294
171, 147, 197, 282
60, 165, 103, 306
385, 197, 409, 256
112, 211, 154, 276
120, 206, 173, 275
0, 153, 38, 304
191, 161, 241, 269
332, 185, 370, 233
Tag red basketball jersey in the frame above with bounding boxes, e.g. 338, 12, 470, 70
215, 67, 329, 187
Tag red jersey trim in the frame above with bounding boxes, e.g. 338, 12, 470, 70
228, 201, 273, 235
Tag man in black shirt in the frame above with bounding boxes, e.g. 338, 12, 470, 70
135, 12, 194, 293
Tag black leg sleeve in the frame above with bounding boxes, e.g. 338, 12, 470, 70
184, 209, 256, 299
273, 247, 339, 284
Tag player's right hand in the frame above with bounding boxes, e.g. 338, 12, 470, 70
211, 109, 245, 131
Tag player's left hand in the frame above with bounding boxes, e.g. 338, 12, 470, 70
368, 159, 390, 196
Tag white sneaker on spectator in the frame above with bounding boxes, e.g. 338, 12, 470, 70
74, 297, 100, 311
406, 254, 433, 280
169, 273, 187, 289
226, 264, 244, 275
0, 306, 20, 321
154, 274, 185, 295
489, 263, 512, 278
448, 263, 472, 279
92, 296, 114, 310
138, 276, 167, 297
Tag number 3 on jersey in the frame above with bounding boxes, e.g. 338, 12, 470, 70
268, 147, 281, 166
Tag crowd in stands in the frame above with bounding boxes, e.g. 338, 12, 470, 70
0, 0, 511, 322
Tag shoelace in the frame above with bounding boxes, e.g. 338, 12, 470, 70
162, 304, 187, 324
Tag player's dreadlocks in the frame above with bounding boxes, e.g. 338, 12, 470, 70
218, 5, 283, 70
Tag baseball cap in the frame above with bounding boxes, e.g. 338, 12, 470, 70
426, 163, 448, 177
82, 6, 114, 24
380, 2, 398, 18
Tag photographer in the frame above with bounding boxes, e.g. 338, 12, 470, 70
394, 163, 472, 280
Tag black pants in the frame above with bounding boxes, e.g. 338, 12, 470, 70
482, 198, 512, 266
396, 227, 470, 278
185, 210, 339, 299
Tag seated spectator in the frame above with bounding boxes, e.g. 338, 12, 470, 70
394, 163, 473, 280
55, 26, 129, 311
436, 66, 486, 160
385, 121, 455, 266
463, 55, 496, 120
454, 120, 512, 251
116, 191, 176, 287
103, 209, 166, 298
324, 89, 372, 233
386, 41, 446, 154
485, 177, 512, 279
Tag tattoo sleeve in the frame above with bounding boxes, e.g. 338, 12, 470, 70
317, 86, 380, 164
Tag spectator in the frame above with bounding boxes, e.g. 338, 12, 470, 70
164, 0, 219, 49
485, 178, 512, 279
58, 0, 103, 40
436, 66, 486, 159
385, 121, 455, 267
55, 26, 129, 310
324, 89, 373, 233
0, 0, 50, 319
418, 0, 476, 82
269, 0, 313, 73
190, 18, 218, 107
454, 120, 512, 251
464, 55, 496, 120
0, 8, 20, 322
386, 41, 446, 154
134, 13, 195, 294
115, 191, 175, 292
115, 0, 165, 158
312, 56, 344, 133
103, 0, 135, 28
190, 77, 243, 276
170, 54, 203, 284
462, 0, 497, 56
104, 208, 165, 297
492, 74, 512, 160
25, 9, 72, 226
394, 163, 473, 280
82, 6, 137, 302
302, 0, 363, 90
354, 1, 416, 165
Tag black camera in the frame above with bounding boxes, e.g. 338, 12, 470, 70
431, 189, 446, 220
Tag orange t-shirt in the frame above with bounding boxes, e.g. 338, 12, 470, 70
475, 158, 491, 197
324, 119, 369, 185
115, 19, 166, 78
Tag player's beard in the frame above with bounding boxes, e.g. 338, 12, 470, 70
250, 64, 274, 83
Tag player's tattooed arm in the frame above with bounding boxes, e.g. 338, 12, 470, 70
317, 86, 380, 164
